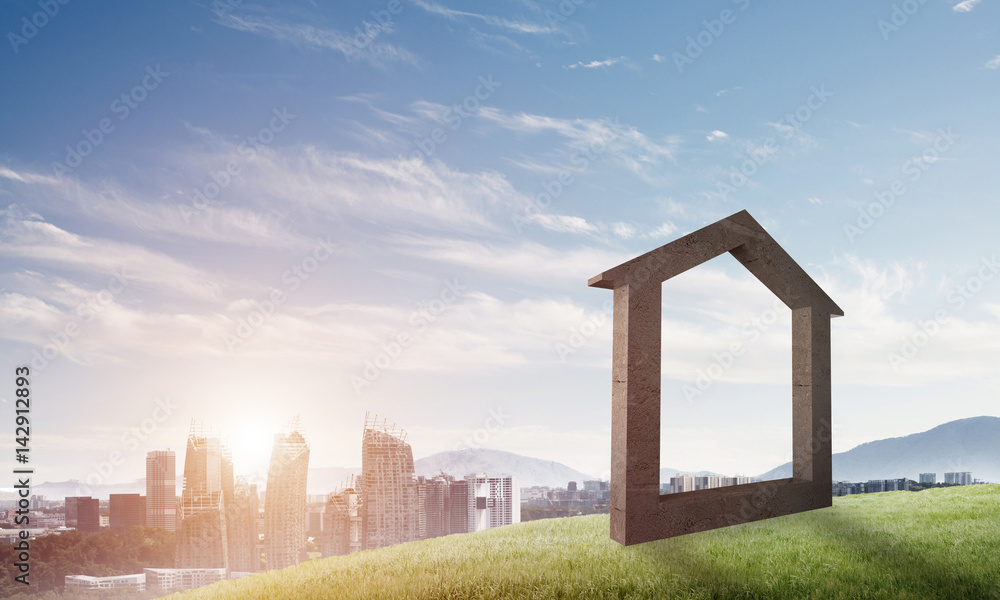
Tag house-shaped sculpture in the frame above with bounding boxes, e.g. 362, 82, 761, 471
588, 210, 843, 546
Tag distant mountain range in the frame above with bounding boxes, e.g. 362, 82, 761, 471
18, 417, 998, 501
757, 416, 1000, 483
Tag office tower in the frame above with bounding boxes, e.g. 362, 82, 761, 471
447, 478, 470, 535
264, 418, 310, 570
227, 476, 260, 573
176, 421, 232, 570
66, 496, 99, 531
420, 476, 447, 539
361, 414, 418, 550
467, 473, 520, 532
146, 450, 177, 532
76, 497, 101, 532
919, 473, 936, 485
670, 474, 695, 494
323, 485, 362, 557
109, 494, 146, 529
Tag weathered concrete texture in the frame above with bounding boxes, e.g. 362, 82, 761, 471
589, 209, 843, 546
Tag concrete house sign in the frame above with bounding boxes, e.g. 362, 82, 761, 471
588, 210, 843, 546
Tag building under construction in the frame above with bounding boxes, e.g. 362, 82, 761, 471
176, 421, 233, 570
264, 418, 310, 570
361, 414, 418, 550
226, 476, 260, 572
323, 480, 362, 557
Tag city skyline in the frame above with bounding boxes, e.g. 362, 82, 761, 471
3, 1, 1000, 487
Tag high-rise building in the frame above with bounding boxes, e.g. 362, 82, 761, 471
110, 494, 146, 529
919, 473, 936, 485
264, 418, 310, 570
176, 422, 232, 570
944, 472, 972, 485
323, 486, 362, 557
670, 474, 695, 494
361, 414, 418, 550
226, 476, 260, 573
146, 450, 177, 532
467, 473, 520, 532
67, 497, 100, 532
447, 478, 470, 535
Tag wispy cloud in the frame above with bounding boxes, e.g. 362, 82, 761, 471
952, 0, 982, 11
213, 11, 416, 68
565, 56, 627, 69
412, 0, 556, 35
986, 55, 1000, 70
706, 130, 729, 142
525, 213, 599, 235
644, 222, 678, 239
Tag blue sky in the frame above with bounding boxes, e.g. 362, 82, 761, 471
1, 0, 999, 489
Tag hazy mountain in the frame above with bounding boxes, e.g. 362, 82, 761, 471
305, 467, 361, 495
757, 416, 1000, 483
34, 479, 147, 501
414, 448, 595, 488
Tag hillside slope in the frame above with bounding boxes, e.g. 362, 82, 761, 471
166, 485, 1000, 600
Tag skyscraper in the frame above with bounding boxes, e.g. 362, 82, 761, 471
264, 418, 310, 570
227, 476, 260, 573
176, 421, 232, 570
323, 485, 362, 557
361, 414, 418, 550
467, 473, 520, 532
109, 494, 146, 529
146, 450, 177, 532
65, 496, 99, 532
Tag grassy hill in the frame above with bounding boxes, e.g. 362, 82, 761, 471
169, 485, 1000, 600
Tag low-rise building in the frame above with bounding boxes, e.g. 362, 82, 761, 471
65, 573, 145, 592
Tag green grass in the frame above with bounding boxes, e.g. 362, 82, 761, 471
167, 485, 1000, 600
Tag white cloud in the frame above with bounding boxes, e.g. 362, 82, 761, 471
808, 197, 822, 205
611, 222, 636, 239
644, 222, 678, 239
525, 213, 599, 235
952, 0, 982, 11
0, 212, 223, 301
565, 56, 626, 69
213, 12, 416, 68
412, 0, 556, 35
986, 55, 1000, 69
706, 130, 729, 142
652, 54, 666, 63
